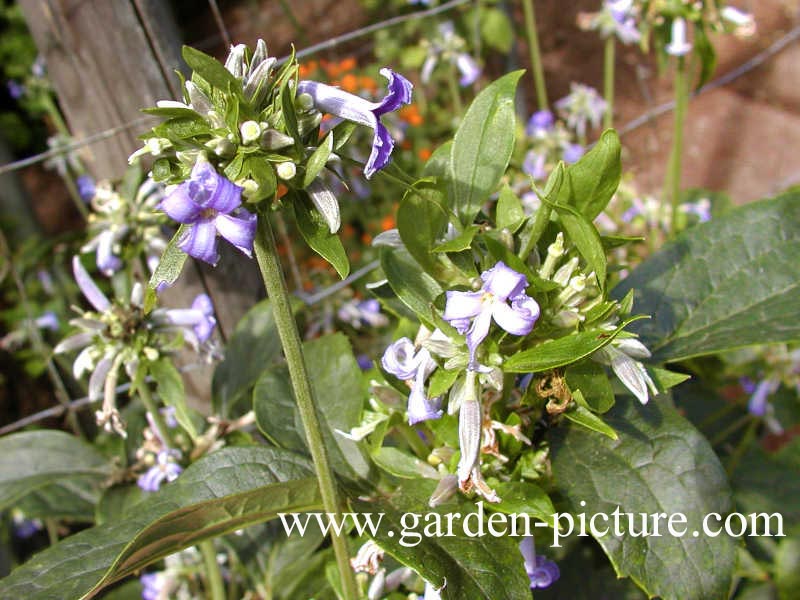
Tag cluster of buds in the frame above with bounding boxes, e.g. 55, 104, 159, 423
81, 171, 168, 276
54, 257, 217, 437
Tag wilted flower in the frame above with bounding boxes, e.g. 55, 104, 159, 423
160, 159, 256, 265
443, 262, 540, 367
519, 537, 560, 589
297, 68, 413, 178
593, 337, 657, 404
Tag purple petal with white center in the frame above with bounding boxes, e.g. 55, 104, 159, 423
491, 299, 538, 336
160, 184, 203, 223
480, 262, 528, 301
455, 53, 480, 86
443, 290, 485, 323
465, 307, 493, 363
297, 80, 379, 129
381, 337, 419, 380
215, 211, 256, 257
374, 68, 414, 116
179, 220, 219, 265
364, 122, 395, 179
72, 256, 110, 312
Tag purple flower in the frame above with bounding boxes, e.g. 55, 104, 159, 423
739, 376, 756, 395
158, 293, 217, 343
95, 229, 124, 276
6, 80, 24, 99
72, 255, 111, 312
34, 311, 60, 331
382, 338, 442, 425
606, 0, 641, 44
519, 537, 560, 589
455, 53, 481, 86
747, 378, 779, 417
526, 110, 554, 136
443, 262, 540, 366
563, 143, 584, 164
137, 450, 183, 492
140, 572, 165, 600
522, 150, 547, 180
356, 354, 374, 371
76, 175, 96, 202
297, 68, 413, 179
160, 160, 256, 266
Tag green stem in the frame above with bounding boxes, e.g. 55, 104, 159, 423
666, 56, 688, 236
521, 0, 548, 110
253, 213, 358, 600
603, 36, 615, 129
45, 518, 59, 546
199, 540, 225, 600
137, 373, 171, 447
726, 418, 759, 477
447, 64, 463, 118
473, 0, 483, 61
517, 202, 553, 260
399, 423, 430, 459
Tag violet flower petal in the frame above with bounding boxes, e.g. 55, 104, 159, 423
443, 290, 485, 323
480, 261, 528, 301
160, 184, 203, 223
491, 301, 537, 336
72, 256, 111, 312
179, 220, 220, 265
215, 212, 256, 257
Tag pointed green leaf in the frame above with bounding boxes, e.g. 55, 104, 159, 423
565, 360, 615, 413
397, 179, 449, 275
0, 448, 320, 599
450, 71, 523, 225
302, 132, 334, 188
552, 201, 607, 289
613, 192, 800, 362
290, 191, 350, 279
182, 45, 241, 93
380, 246, 443, 327
148, 358, 198, 440
551, 398, 737, 600
145, 225, 189, 313
563, 395, 618, 440
493, 481, 556, 523
567, 129, 621, 220
432, 225, 479, 253
496, 185, 525, 233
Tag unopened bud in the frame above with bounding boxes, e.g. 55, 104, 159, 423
186, 81, 212, 114
276, 161, 297, 180
260, 128, 295, 150
296, 92, 314, 111
428, 474, 458, 507
240, 120, 261, 145
553, 256, 579, 287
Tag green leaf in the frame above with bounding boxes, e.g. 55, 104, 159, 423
423, 141, 453, 180
551, 398, 737, 600
432, 225, 479, 253
0, 431, 111, 512
428, 367, 461, 399
371, 447, 438, 479
504, 318, 644, 373
148, 358, 198, 440
353, 479, 532, 600
648, 367, 691, 393
496, 185, 525, 233
450, 71, 523, 225
95, 485, 146, 526
290, 192, 350, 279
380, 246, 443, 327
397, 179, 449, 276
776, 536, 800, 600
552, 201, 607, 289
244, 155, 277, 202
144, 225, 189, 313
16, 478, 99, 522
493, 481, 555, 523
0, 448, 320, 599
280, 82, 301, 145
182, 45, 240, 93
302, 132, 334, 188
563, 394, 618, 440
480, 8, 514, 53
693, 23, 717, 89
565, 360, 615, 413
152, 116, 210, 140
254, 368, 307, 452
566, 129, 621, 220
211, 298, 284, 416
612, 192, 800, 362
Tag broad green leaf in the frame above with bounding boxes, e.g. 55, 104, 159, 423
145, 225, 189, 313
563, 399, 618, 440
551, 398, 737, 600
432, 225, 479, 253
565, 360, 615, 413
496, 185, 525, 233
775, 536, 800, 600
422, 141, 453, 180
254, 334, 372, 480
612, 192, 800, 362
0, 431, 111, 512
397, 180, 449, 276
182, 45, 241, 93
648, 366, 691, 393
244, 155, 278, 202
353, 479, 532, 600
504, 318, 644, 373
148, 358, 198, 440
302, 132, 334, 188
16, 477, 99, 522
152, 116, 210, 140
371, 447, 438, 479
493, 481, 555, 523
567, 129, 621, 220
428, 367, 461, 399
380, 246, 443, 327
211, 298, 284, 416
96, 485, 146, 526
552, 201, 607, 289
480, 7, 514, 53
290, 191, 350, 279
0, 448, 320, 599
450, 71, 523, 225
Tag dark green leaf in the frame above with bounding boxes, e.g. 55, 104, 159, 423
432, 225, 479, 253
16, 478, 99, 522
565, 360, 615, 413
496, 185, 525, 233
302, 132, 334, 188
95, 485, 146, 526
775, 536, 800, 600
380, 246, 443, 327
149, 358, 198, 440
0, 448, 320, 599
480, 8, 514, 53
552, 201, 607, 289
551, 398, 737, 600
397, 179, 449, 276
353, 479, 532, 600
290, 192, 350, 278
504, 318, 645, 373
0, 431, 111, 512
493, 481, 555, 523
182, 45, 241, 93
145, 226, 189, 313
612, 192, 800, 362
152, 116, 210, 139
371, 447, 438, 479
563, 395, 618, 440
566, 129, 621, 220
450, 71, 523, 225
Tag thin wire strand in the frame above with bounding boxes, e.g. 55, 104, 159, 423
207, 0, 232, 48
297, 259, 381, 305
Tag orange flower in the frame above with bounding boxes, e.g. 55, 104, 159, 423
399, 104, 423, 126
381, 214, 396, 231
339, 57, 357, 72
418, 147, 432, 161
359, 76, 378, 93
361, 232, 373, 245
340, 73, 359, 93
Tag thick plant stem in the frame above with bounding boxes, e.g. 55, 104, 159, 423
253, 213, 358, 600
521, 0, 548, 110
666, 56, 688, 235
603, 37, 615, 129
199, 540, 225, 600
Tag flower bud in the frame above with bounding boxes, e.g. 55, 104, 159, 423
428, 474, 458, 507
240, 120, 261, 145
276, 161, 296, 181
296, 92, 314, 111
260, 128, 295, 150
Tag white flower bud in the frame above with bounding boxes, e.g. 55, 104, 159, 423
276, 161, 296, 180
240, 120, 261, 145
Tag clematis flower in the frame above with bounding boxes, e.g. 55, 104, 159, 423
555, 83, 607, 140
137, 449, 183, 492
160, 159, 256, 265
519, 537, 560, 590
154, 293, 217, 344
666, 18, 692, 57
606, 0, 640, 44
522, 150, 547, 180
525, 109, 554, 137
381, 337, 443, 424
421, 22, 481, 88
443, 262, 540, 367
297, 68, 412, 179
